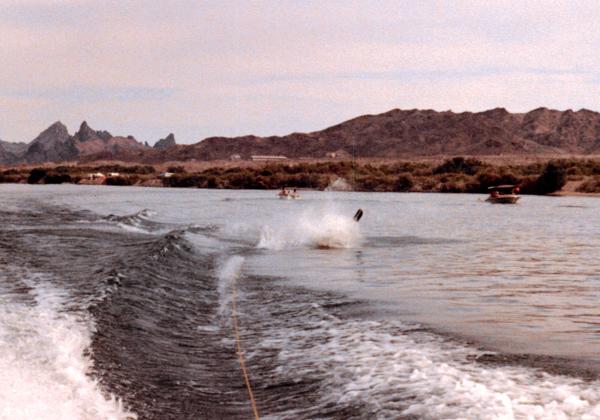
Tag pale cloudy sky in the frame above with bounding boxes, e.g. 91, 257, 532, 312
2, 0, 600, 144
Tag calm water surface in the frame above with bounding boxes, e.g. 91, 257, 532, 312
2, 184, 600, 419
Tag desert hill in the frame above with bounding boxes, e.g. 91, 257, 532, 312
143, 107, 600, 163
0, 139, 28, 164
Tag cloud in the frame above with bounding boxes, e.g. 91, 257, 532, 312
1, 1, 600, 143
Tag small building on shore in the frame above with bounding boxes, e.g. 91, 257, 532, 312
250, 155, 288, 162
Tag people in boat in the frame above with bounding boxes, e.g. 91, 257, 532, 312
486, 185, 520, 203
278, 187, 288, 198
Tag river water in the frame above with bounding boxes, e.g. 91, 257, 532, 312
2, 184, 600, 419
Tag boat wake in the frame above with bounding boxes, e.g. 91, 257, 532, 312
0, 267, 134, 420
103, 209, 161, 233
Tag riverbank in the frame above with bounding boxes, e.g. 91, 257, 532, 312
4, 156, 600, 195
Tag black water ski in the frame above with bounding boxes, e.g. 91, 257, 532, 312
353, 209, 363, 222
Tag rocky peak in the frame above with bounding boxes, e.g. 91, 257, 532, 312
96, 130, 112, 141
31, 121, 70, 145
75, 121, 97, 142
74, 121, 113, 142
154, 133, 176, 150
24, 121, 76, 163
41, 121, 69, 138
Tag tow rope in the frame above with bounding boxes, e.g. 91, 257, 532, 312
231, 278, 260, 419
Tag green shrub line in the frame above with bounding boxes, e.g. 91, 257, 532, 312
1, 156, 592, 194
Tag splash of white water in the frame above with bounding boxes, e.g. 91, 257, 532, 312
257, 208, 360, 250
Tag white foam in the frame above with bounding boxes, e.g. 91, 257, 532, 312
0, 271, 135, 420
325, 177, 352, 192
115, 222, 148, 234
257, 207, 360, 250
135, 209, 156, 219
256, 306, 600, 419
216, 256, 245, 317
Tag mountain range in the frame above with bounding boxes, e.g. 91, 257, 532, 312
3, 107, 600, 165
0, 121, 173, 165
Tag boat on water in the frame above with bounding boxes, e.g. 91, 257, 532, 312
486, 185, 520, 204
278, 188, 300, 200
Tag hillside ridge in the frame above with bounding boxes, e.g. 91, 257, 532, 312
3, 107, 600, 165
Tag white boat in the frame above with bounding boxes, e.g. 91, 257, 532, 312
486, 185, 520, 204
278, 188, 300, 200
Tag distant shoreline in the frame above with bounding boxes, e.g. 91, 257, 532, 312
2, 156, 600, 196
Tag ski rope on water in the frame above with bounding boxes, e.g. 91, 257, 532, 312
231, 276, 261, 420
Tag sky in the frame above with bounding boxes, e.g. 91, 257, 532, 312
2, 0, 600, 145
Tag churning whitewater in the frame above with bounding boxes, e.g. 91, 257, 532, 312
3, 184, 600, 419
